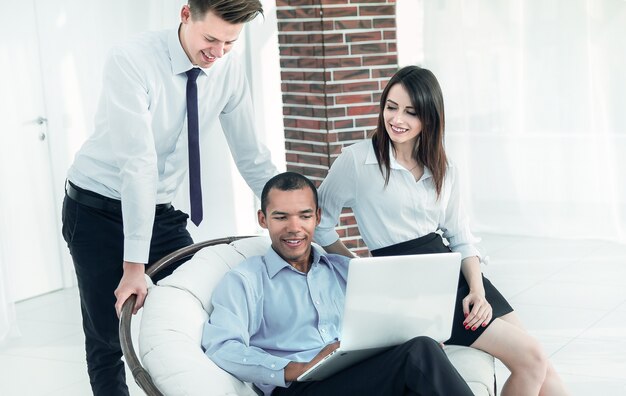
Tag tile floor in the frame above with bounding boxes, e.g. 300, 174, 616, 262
1, 234, 626, 395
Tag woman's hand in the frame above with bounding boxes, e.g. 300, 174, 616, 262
462, 289, 492, 331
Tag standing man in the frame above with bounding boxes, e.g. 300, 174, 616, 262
61, 1, 277, 395
202, 172, 474, 396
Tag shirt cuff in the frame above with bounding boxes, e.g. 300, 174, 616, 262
259, 355, 290, 387
451, 244, 482, 261
123, 237, 151, 264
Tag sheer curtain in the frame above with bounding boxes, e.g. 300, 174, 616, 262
402, 0, 626, 242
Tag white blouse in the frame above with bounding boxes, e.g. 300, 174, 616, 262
315, 140, 481, 260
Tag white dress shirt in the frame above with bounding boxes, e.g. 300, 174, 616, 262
68, 28, 276, 263
315, 140, 481, 259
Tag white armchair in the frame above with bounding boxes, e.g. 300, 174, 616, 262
119, 236, 496, 396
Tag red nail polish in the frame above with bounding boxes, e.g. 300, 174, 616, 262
463, 322, 467, 326
464, 313, 468, 318
472, 326, 477, 331
465, 325, 470, 330
482, 323, 487, 327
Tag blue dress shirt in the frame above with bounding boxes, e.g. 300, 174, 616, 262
202, 246, 350, 395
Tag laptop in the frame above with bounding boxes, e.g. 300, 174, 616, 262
297, 252, 461, 382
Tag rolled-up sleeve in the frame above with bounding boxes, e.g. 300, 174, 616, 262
439, 166, 481, 260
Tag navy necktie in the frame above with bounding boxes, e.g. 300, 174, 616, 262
186, 68, 203, 226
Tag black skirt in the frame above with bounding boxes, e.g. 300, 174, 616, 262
370, 233, 513, 347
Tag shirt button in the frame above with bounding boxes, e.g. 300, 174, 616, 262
315, 301, 320, 305
321, 328, 326, 333
243, 358, 247, 363
270, 374, 275, 378
271, 363, 275, 368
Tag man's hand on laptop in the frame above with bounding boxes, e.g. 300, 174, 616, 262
284, 341, 341, 382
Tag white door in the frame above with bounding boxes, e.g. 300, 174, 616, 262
0, 0, 65, 301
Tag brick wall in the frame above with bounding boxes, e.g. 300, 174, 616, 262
276, 0, 398, 256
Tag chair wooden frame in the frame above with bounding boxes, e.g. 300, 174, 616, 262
119, 236, 252, 396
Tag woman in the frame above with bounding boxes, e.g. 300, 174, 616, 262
315, 66, 568, 396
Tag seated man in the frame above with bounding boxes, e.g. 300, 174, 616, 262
202, 172, 473, 396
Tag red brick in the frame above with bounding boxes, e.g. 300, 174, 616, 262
371, 67, 397, 79
347, 226, 362, 237
373, 18, 396, 28
280, 71, 306, 82
333, 68, 370, 81
332, 119, 354, 129
303, 71, 331, 81
326, 107, 347, 118
323, 33, 345, 44
387, 42, 397, 52
337, 130, 368, 141
278, 22, 304, 32
359, 5, 395, 16
321, 0, 349, 4
324, 57, 362, 68
282, 82, 326, 94
298, 58, 326, 68
334, 20, 372, 30
324, 44, 350, 56
292, 153, 330, 166
286, 142, 328, 155
321, 6, 358, 18
280, 45, 324, 57
350, 42, 388, 55
285, 130, 328, 142
340, 80, 379, 92
356, 116, 378, 128
335, 93, 373, 105
297, 166, 329, 179
296, 118, 328, 130
278, 33, 322, 45
283, 106, 313, 117
339, 215, 357, 226
345, 31, 382, 43
276, 8, 321, 20
383, 30, 396, 40
347, 104, 379, 116
363, 54, 397, 66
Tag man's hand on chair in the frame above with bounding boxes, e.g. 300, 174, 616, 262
114, 261, 147, 317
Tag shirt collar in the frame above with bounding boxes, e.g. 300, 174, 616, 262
364, 141, 433, 178
264, 245, 330, 278
168, 26, 210, 76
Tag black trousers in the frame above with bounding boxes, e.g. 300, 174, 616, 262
61, 186, 193, 396
273, 337, 473, 396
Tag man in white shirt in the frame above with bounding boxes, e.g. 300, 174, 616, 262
61, 1, 277, 394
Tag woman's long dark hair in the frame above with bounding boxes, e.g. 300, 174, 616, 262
371, 65, 448, 198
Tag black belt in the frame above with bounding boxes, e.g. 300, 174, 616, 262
65, 181, 172, 214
